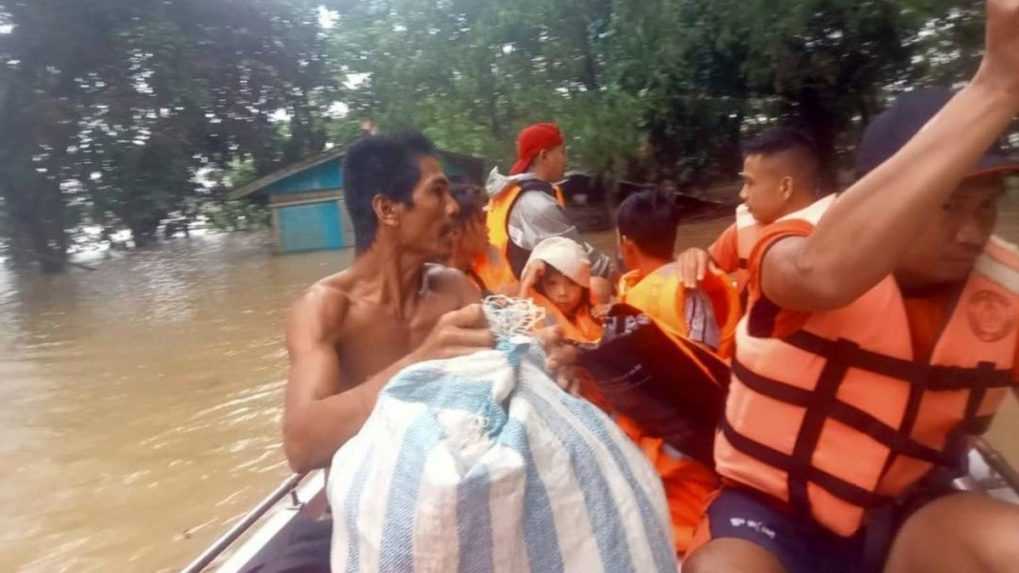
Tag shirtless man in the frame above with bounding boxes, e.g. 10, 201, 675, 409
283, 132, 493, 474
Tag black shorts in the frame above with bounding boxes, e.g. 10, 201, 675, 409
240, 515, 331, 573
701, 487, 866, 573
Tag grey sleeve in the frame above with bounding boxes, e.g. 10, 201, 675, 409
507, 192, 616, 278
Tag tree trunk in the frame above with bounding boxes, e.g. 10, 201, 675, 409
131, 225, 157, 248
27, 223, 67, 274
574, 12, 600, 92
4, 182, 70, 273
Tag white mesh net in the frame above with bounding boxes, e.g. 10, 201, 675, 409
481, 295, 546, 342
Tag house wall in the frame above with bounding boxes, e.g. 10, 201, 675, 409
274, 200, 347, 252
262, 151, 484, 254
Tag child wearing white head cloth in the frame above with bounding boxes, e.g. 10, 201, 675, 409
520, 236, 602, 343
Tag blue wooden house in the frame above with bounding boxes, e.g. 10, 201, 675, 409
229, 145, 486, 253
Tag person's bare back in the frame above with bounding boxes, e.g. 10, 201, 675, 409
282, 133, 492, 473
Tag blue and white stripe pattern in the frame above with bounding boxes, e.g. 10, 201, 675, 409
328, 340, 677, 573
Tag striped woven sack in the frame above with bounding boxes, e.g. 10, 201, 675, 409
327, 299, 677, 573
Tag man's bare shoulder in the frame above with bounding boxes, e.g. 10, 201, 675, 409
425, 263, 470, 289
425, 263, 482, 303
288, 271, 356, 344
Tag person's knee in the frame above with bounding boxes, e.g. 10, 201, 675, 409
948, 494, 1019, 571
887, 493, 1019, 573
684, 538, 787, 573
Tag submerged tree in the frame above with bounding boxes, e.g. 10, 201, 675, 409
0, 0, 339, 270
327, 0, 991, 190
0, 0, 1000, 272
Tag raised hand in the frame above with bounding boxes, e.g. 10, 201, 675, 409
975, 0, 1019, 98
676, 247, 713, 289
518, 260, 546, 297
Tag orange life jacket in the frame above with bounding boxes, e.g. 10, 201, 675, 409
468, 247, 517, 296
614, 416, 719, 555
530, 290, 602, 343
614, 265, 738, 555
716, 195, 1019, 537
486, 179, 566, 279
617, 262, 742, 359
731, 203, 761, 293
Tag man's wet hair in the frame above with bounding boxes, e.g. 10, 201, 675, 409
617, 190, 680, 260
743, 126, 822, 193
450, 184, 486, 226
743, 126, 818, 158
343, 131, 438, 254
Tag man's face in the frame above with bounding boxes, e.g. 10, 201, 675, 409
541, 145, 568, 181
895, 174, 1004, 289
463, 215, 490, 253
540, 267, 585, 318
397, 156, 458, 258
739, 154, 788, 225
450, 213, 489, 262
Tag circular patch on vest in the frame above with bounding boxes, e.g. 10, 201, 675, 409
966, 289, 1016, 343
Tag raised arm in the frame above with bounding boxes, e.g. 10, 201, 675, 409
762, 0, 1019, 311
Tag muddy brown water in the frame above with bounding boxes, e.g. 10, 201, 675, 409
1, 196, 1017, 571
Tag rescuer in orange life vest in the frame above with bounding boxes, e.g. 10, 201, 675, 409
616, 189, 742, 360
446, 184, 518, 297
683, 4, 1019, 572
675, 126, 823, 295
610, 189, 743, 555
486, 122, 615, 299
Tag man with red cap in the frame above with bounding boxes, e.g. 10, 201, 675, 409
485, 123, 615, 292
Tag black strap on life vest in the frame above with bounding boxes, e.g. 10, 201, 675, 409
726, 329, 1012, 519
503, 179, 561, 279
506, 240, 532, 281
784, 331, 1013, 392
730, 360, 957, 467
720, 418, 894, 510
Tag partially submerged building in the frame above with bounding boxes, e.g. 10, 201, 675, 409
229, 145, 486, 253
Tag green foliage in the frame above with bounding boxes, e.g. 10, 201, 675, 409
323, 0, 993, 191
0, 0, 339, 269
202, 200, 272, 233
0, 0, 1007, 272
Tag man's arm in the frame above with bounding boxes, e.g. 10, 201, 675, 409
762, 0, 1019, 312
508, 192, 616, 278
283, 287, 493, 473
282, 288, 417, 473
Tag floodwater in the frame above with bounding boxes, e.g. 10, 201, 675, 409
1, 197, 1017, 572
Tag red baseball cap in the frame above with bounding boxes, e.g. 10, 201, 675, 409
510, 123, 565, 175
